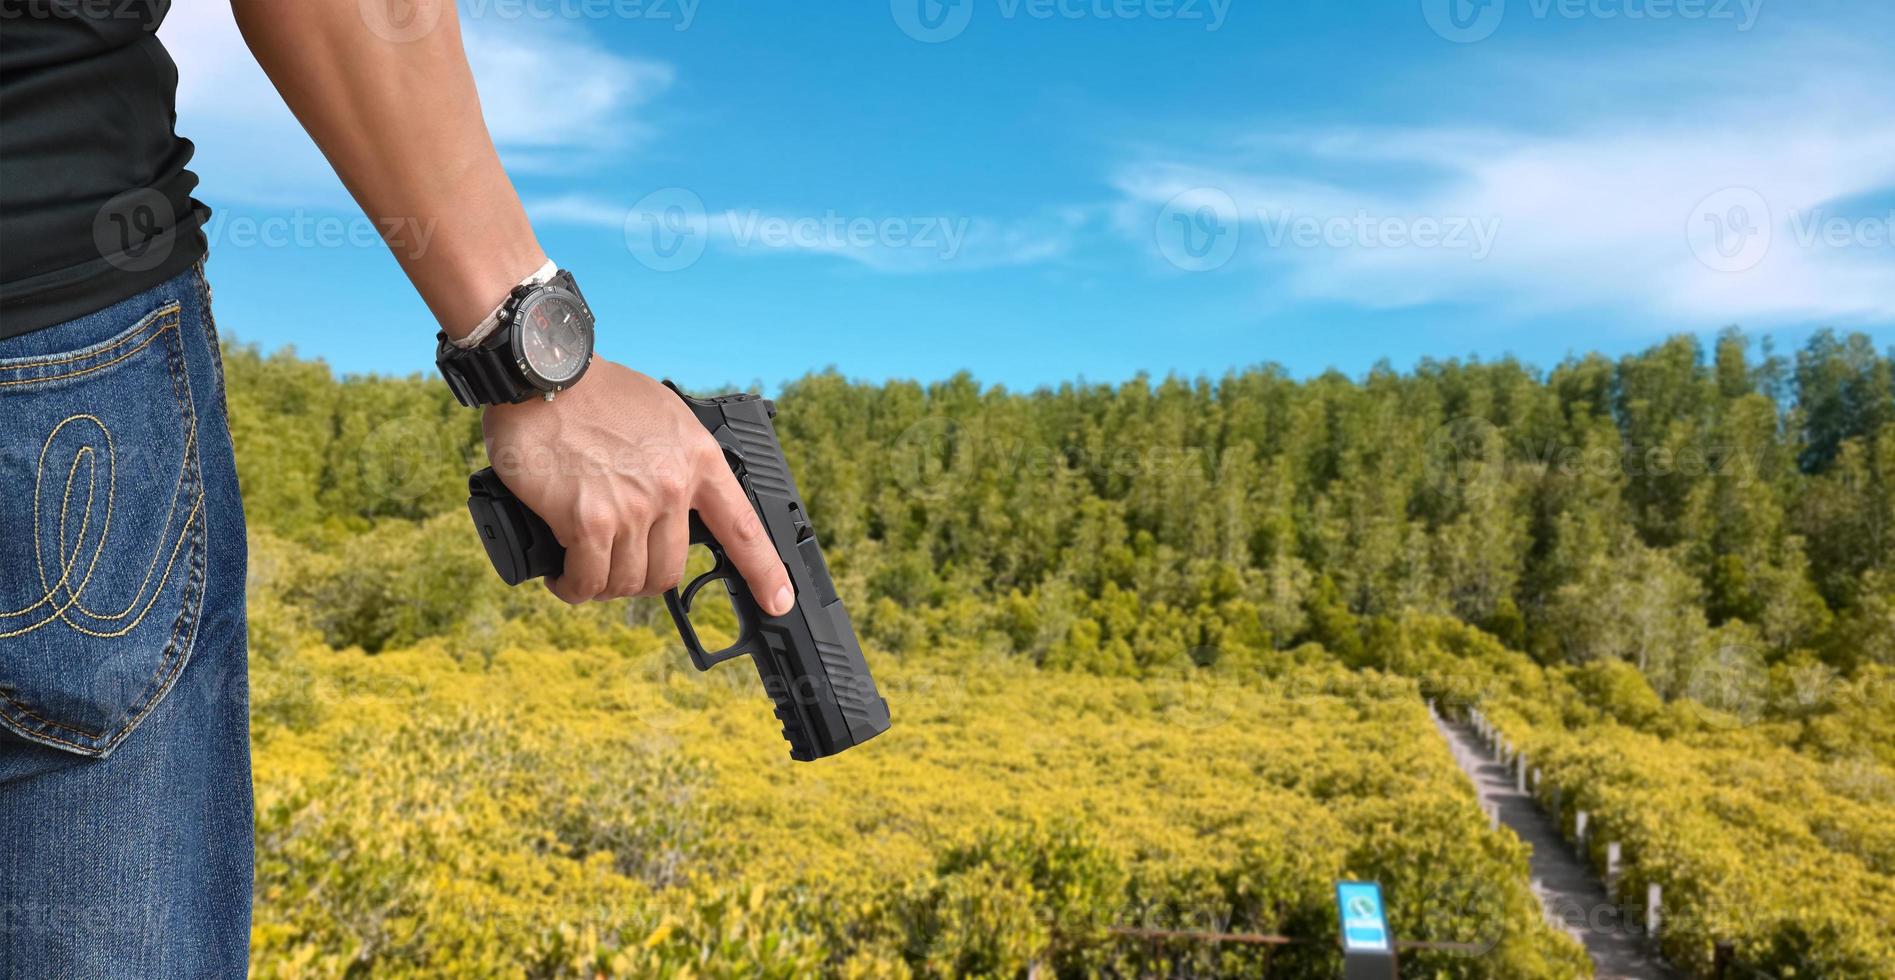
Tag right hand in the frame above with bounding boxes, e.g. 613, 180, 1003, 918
480, 358, 795, 614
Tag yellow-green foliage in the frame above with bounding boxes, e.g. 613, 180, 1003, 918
223, 337, 1895, 978
248, 637, 1586, 978
1521, 726, 1895, 978
1395, 614, 1895, 978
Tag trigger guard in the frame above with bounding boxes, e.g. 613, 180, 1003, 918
664, 583, 757, 671
665, 554, 757, 671
691, 635, 756, 671
678, 565, 727, 612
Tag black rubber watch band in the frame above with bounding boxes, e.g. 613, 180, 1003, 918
434, 267, 594, 407
436, 333, 534, 407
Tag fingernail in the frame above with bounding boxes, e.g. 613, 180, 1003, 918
772, 584, 795, 615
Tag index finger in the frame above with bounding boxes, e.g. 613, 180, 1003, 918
694, 466, 795, 617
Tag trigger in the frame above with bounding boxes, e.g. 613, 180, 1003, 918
679, 567, 724, 612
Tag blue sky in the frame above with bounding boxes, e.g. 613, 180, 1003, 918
161, 0, 1894, 391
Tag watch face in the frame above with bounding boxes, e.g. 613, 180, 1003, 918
518, 291, 591, 385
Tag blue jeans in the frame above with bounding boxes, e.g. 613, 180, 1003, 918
0, 266, 252, 977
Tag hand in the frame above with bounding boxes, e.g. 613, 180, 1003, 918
481, 359, 795, 613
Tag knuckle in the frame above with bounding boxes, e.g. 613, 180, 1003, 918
732, 507, 767, 545
573, 503, 617, 538
653, 471, 690, 505
691, 435, 726, 466
565, 562, 608, 601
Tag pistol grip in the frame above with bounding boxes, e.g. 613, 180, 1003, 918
467, 382, 890, 762
468, 468, 564, 585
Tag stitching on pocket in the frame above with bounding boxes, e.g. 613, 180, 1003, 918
0, 422, 202, 637
0, 299, 178, 369
0, 313, 179, 389
0, 306, 207, 753
0, 500, 204, 747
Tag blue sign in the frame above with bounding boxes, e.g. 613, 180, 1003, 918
1336, 881, 1392, 953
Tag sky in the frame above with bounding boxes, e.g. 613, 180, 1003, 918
160, 0, 1895, 391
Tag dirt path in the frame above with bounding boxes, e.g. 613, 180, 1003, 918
1434, 715, 1680, 980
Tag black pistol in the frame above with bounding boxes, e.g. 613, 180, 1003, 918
465, 381, 891, 761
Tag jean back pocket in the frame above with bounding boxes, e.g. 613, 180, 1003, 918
0, 303, 207, 757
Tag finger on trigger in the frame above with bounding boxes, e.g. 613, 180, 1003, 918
695, 470, 793, 616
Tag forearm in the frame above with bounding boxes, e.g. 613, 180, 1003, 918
229, 0, 543, 338
229, 1, 794, 611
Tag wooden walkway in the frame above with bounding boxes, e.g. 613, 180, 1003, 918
1435, 716, 1680, 980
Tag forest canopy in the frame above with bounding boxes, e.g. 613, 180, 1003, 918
225, 328, 1894, 977
227, 327, 1895, 696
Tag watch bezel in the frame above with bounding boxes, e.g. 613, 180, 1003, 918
506, 277, 595, 393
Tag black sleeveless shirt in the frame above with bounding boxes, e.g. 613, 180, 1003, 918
0, 0, 209, 338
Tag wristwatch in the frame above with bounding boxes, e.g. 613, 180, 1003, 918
436, 268, 595, 406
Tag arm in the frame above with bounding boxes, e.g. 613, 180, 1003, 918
229, 0, 794, 613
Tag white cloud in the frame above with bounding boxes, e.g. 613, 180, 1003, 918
727, 211, 1078, 274
529, 194, 1084, 274
461, 28, 672, 161
1113, 36, 1895, 328
525, 193, 634, 228
162, 4, 671, 206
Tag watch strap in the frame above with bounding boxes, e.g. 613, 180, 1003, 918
435, 264, 593, 408
436, 332, 534, 407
